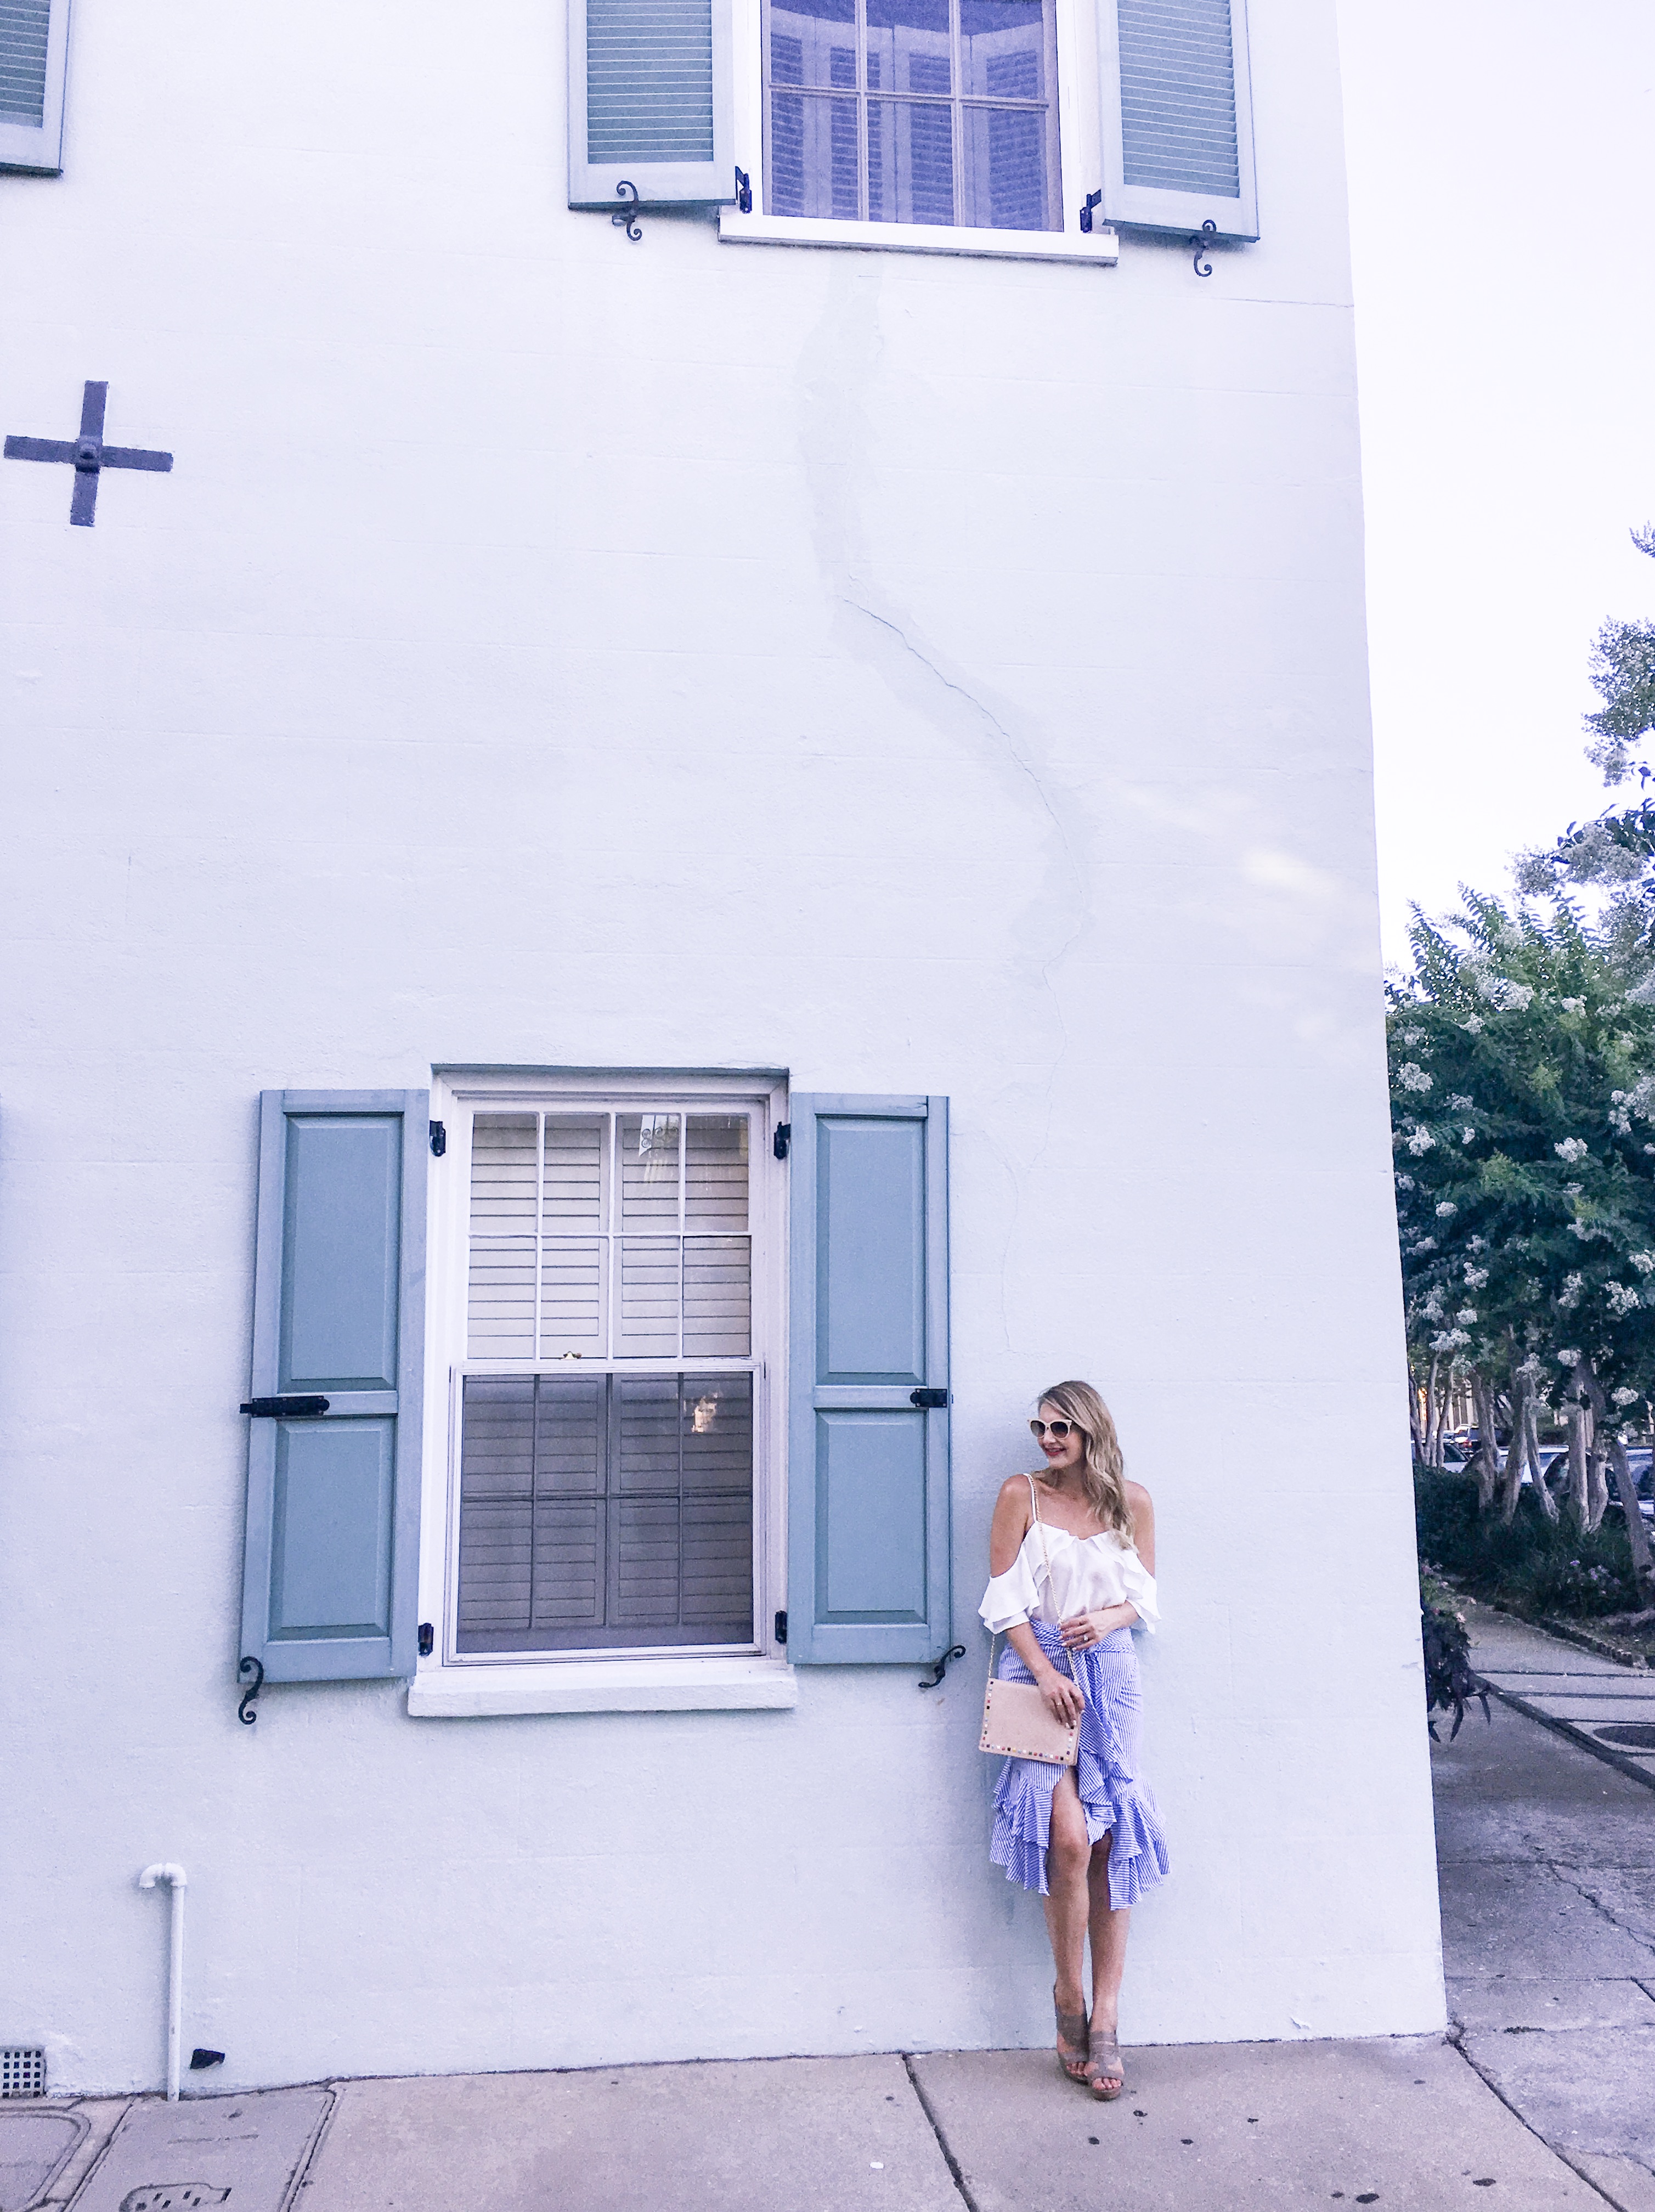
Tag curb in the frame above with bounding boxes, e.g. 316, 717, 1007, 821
1479, 1678, 1655, 1797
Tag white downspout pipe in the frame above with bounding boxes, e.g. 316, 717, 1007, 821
138, 1863, 188, 2099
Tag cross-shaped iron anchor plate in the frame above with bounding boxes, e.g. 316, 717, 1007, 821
4, 381, 173, 525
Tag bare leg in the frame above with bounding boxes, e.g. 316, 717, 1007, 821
1086, 1833, 1131, 2095
1043, 1770, 1093, 2075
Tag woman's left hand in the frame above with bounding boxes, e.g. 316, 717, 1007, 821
1058, 1606, 1132, 1650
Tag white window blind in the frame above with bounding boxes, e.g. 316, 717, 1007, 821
456, 1103, 758, 1657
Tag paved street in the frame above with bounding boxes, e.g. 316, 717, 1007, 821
6, 1607, 1653, 2212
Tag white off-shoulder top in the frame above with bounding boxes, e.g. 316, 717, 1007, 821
979, 1478, 1159, 1634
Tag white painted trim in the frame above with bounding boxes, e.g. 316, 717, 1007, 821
408, 1655, 798, 1716
718, 210, 1117, 261
416, 1067, 789, 1705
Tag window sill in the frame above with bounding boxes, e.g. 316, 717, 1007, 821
406, 1654, 798, 1717
717, 210, 1119, 265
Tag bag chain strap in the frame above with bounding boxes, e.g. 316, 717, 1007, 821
986, 1475, 1084, 1714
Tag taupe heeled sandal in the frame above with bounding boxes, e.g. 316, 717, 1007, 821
1054, 1989, 1091, 2085
1087, 2028, 1125, 2101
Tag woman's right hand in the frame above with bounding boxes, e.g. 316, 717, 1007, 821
1037, 1667, 1083, 1728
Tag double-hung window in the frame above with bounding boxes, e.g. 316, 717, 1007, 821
435, 1078, 784, 1666
762, 0, 1062, 233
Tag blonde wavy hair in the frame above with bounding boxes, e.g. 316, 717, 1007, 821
1036, 1379, 1135, 1547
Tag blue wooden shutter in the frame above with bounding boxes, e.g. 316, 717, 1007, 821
240, 1091, 427, 1682
1099, 0, 1258, 241
568, 0, 735, 208
0, 0, 71, 174
787, 1095, 950, 1665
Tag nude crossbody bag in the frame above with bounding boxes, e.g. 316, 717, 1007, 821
979, 1476, 1083, 1767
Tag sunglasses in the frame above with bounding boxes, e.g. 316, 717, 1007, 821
1030, 1419, 1080, 1440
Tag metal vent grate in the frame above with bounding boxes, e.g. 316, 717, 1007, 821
0, 2046, 46, 2097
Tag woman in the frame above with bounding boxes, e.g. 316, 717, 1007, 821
980, 1380, 1168, 2101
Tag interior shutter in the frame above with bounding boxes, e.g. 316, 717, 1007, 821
239, 1090, 428, 1683
568, 0, 734, 209
787, 1094, 951, 1665
0, 0, 70, 174
1099, 0, 1258, 241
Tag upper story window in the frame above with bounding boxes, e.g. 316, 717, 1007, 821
434, 1081, 783, 1665
762, 0, 1061, 234
567, 0, 1258, 256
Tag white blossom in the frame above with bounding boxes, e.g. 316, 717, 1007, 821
1456, 1307, 1478, 1324
1630, 1252, 1655, 1276
1409, 1237, 1437, 1255
1461, 1014, 1485, 1035
1447, 1094, 1475, 1111
1561, 997, 1586, 1014
1475, 975, 1534, 1012
1613, 1386, 1641, 1408
1461, 1127, 1477, 1145
1464, 1264, 1488, 1287
1395, 1173, 1415, 1191
1436, 1201, 1458, 1218
1400, 1028, 1426, 1047
1605, 1283, 1641, 1316
1628, 1075, 1655, 1122
1408, 1128, 1436, 1156
1432, 1329, 1473, 1352
1421, 1295, 1445, 1323
1558, 1348, 1581, 1366
1555, 1137, 1590, 1164
1558, 1272, 1584, 1311
1397, 1063, 1433, 1093
1467, 1237, 1489, 1252
1569, 1221, 1602, 1241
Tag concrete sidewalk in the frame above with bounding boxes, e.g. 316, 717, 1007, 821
9, 1605, 1653, 2212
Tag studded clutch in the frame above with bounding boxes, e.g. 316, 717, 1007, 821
980, 1651, 1080, 1765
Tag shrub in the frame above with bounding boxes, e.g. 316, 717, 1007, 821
1415, 1469, 1640, 1616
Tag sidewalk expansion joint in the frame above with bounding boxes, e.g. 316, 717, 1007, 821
1448, 2031, 1628, 2211
902, 2054, 985, 2212
1479, 1679, 1655, 1796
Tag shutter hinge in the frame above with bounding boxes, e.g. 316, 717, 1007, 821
774, 1610, 788, 1646
241, 1395, 330, 1417
237, 1655, 264, 1726
418, 1622, 435, 1657
918, 1645, 966, 1690
430, 1120, 447, 1157
735, 165, 753, 213
773, 1124, 790, 1160
1080, 188, 1102, 233
910, 1387, 950, 1409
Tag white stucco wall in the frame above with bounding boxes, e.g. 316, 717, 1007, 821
0, 0, 1443, 2092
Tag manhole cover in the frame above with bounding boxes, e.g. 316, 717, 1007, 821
1594, 1723, 1655, 1748
0, 2111, 87, 2212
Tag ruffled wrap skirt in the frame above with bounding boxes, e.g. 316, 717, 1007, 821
989, 1621, 1171, 1908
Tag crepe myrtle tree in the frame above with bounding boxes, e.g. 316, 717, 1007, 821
1389, 892, 1655, 1599
1520, 524, 1655, 933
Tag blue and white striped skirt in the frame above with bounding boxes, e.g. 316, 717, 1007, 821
989, 1621, 1171, 1908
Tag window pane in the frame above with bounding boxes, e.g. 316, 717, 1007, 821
467, 1115, 538, 1358
686, 1115, 749, 1231
534, 1374, 604, 1493
768, 0, 856, 90
682, 1374, 754, 1489
867, 0, 951, 94
769, 88, 860, 217
685, 1238, 752, 1355
958, 0, 1045, 97
615, 1374, 681, 1491
961, 101, 1053, 228
867, 97, 954, 224
619, 1112, 681, 1227
539, 1238, 608, 1358
618, 1238, 680, 1355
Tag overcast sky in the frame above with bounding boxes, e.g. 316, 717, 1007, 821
1336, 0, 1655, 967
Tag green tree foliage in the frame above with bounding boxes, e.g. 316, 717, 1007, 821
1521, 526, 1655, 926
1388, 892, 1655, 1597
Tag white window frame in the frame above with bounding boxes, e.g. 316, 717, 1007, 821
410, 1068, 796, 1718
720, 0, 1118, 263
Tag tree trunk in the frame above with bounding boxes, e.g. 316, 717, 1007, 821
1496, 1366, 1528, 1521
1409, 1368, 1426, 1463
1471, 1370, 1499, 1511
1565, 1390, 1591, 1527
1578, 1360, 1611, 1533
1427, 1358, 1445, 1469
1527, 1392, 1560, 1523
1607, 1435, 1655, 1607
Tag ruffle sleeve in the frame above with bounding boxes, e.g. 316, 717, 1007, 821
979, 1545, 1043, 1633
1117, 1546, 1160, 1633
